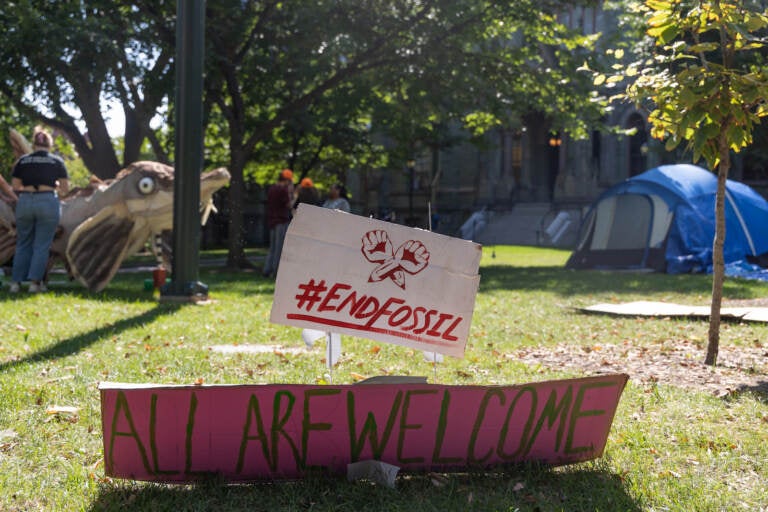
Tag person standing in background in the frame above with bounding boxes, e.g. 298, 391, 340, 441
293, 177, 320, 213
9, 129, 69, 293
262, 168, 294, 278
322, 183, 350, 213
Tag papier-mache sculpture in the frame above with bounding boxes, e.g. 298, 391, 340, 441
1, 129, 231, 292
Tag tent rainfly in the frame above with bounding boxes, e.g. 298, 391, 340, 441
565, 164, 768, 273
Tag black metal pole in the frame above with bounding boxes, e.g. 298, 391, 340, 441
162, 0, 207, 300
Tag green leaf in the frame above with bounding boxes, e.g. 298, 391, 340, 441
665, 135, 681, 151
647, 23, 670, 39
726, 125, 748, 150
659, 25, 680, 44
736, 42, 765, 51
679, 88, 701, 108
688, 42, 720, 54
702, 123, 720, 139
648, 12, 672, 28
693, 145, 702, 164
745, 13, 768, 32
646, 0, 673, 10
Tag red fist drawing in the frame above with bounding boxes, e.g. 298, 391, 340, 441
361, 230, 393, 263
394, 240, 429, 275
361, 230, 430, 289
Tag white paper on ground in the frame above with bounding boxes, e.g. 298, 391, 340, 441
580, 300, 768, 321
355, 375, 428, 385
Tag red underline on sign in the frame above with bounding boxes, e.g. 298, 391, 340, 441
285, 314, 456, 348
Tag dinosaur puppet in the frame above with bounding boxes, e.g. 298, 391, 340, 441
2, 130, 231, 292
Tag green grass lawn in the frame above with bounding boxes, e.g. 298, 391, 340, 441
1, 246, 767, 511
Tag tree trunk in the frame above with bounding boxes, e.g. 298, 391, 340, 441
73, 88, 122, 179
122, 108, 145, 167
65, 125, 122, 180
226, 151, 248, 269
705, 136, 731, 366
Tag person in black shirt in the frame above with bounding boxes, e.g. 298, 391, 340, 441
293, 177, 320, 212
9, 129, 69, 293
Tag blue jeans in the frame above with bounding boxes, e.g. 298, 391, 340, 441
262, 222, 289, 276
12, 192, 61, 282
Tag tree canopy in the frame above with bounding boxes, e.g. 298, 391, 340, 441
197, 0, 605, 265
1, 0, 607, 266
0, 0, 173, 178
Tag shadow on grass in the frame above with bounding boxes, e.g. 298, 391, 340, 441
200, 268, 275, 288
204, 264, 719, 300
1, 275, 180, 303
87, 466, 640, 512
731, 381, 768, 403
479, 265, 757, 298
0, 303, 182, 374
9, 264, 724, 303
0, 282, 159, 303
0, 268, 276, 302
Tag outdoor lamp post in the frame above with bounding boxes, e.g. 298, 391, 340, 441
162, 0, 207, 302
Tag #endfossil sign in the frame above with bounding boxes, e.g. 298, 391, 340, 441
270, 205, 482, 358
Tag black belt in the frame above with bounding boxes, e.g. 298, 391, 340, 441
18, 190, 55, 194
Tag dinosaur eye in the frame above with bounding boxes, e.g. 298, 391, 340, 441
137, 176, 156, 195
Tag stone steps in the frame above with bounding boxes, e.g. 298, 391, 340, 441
471, 203, 582, 248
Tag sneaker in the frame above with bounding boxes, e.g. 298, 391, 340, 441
28, 283, 47, 293
9, 282, 20, 293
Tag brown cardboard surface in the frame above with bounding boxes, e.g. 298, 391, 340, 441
580, 300, 768, 322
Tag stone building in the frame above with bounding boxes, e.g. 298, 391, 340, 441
350, 3, 652, 243
348, 2, 767, 247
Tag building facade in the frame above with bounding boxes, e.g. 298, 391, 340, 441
349, 1, 768, 239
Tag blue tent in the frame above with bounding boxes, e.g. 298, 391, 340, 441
566, 164, 768, 273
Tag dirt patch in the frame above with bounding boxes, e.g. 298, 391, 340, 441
512, 340, 768, 397
517, 298, 768, 397
723, 298, 768, 308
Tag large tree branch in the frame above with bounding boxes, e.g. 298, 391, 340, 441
235, 0, 281, 63
235, 2, 493, 155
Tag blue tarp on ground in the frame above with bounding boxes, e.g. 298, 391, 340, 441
724, 261, 768, 282
566, 164, 768, 274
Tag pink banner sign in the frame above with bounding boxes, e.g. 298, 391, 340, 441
100, 374, 628, 482
270, 205, 481, 358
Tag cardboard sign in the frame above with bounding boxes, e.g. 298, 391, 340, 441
100, 374, 628, 482
581, 300, 768, 322
270, 205, 481, 358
